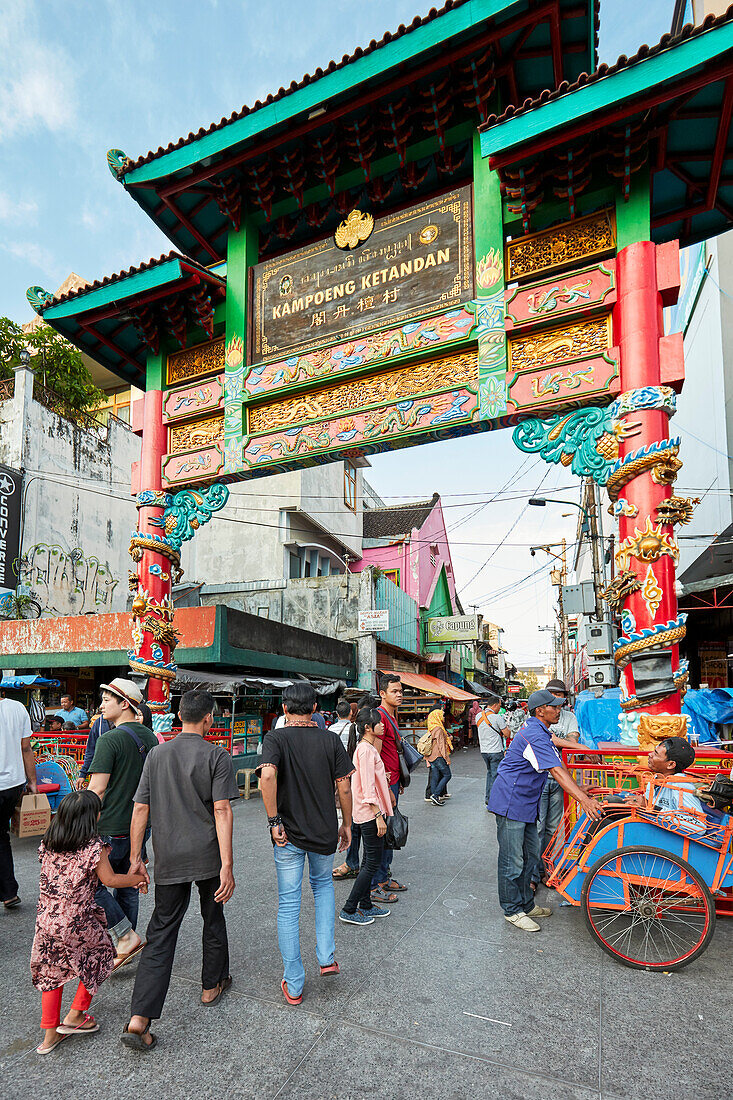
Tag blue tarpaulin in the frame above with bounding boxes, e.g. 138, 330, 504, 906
0, 675, 61, 689
575, 687, 733, 746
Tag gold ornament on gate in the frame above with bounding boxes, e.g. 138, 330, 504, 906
599, 570, 641, 611
615, 517, 679, 572
637, 713, 688, 749
334, 209, 375, 250
655, 495, 700, 526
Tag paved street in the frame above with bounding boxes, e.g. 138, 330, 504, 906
1, 749, 731, 1099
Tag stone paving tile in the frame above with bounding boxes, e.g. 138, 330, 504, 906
3, 748, 731, 1100
278, 1020, 612, 1100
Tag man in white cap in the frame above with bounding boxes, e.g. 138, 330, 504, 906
487, 689, 601, 932
88, 678, 158, 967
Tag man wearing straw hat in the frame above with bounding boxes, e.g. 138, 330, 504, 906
88, 677, 157, 969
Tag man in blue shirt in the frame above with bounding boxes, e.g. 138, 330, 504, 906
55, 694, 88, 728
488, 689, 601, 932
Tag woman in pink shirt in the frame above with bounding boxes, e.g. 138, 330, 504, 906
339, 708, 393, 926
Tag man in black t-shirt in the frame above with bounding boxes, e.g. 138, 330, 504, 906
88, 678, 158, 968
257, 681, 353, 1006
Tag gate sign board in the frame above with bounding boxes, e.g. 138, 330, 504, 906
252, 186, 474, 363
0, 464, 22, 591
427, 614, 479, 643
358, 609, 390, 632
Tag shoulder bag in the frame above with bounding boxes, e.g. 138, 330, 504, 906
378, 706, 411, 788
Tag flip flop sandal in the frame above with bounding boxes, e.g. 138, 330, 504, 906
319, 961, 340, 976
370, 886, 398, 904
382, 879, 408, 892
121, 1022, 157, 1051
37, 1034, 66, 1055
112, 940, 146, 971
3, 896, 21, 909
57, 1012, 99, 1035
332, 866, 358, 879
281, 978, 302, 1006
202, 976, 232, 1006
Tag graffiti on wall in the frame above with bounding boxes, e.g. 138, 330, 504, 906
17, 544, 120, 615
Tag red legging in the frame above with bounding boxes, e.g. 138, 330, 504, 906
40, 982, 93, 1029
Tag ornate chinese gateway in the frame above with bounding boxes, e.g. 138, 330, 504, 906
30, 3, 733, 737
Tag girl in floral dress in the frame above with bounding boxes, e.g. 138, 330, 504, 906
31, 790, 148, 1054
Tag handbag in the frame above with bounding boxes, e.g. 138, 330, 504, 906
384, 805, 409, 850
400, 736, 423, 773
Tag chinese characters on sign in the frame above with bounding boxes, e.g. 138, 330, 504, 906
252, 187, 474, 363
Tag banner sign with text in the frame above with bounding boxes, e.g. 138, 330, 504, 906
251, 186, 474, 363
427, 614, 479, 644
358, 609, 390, 632
0, 464, 22, 590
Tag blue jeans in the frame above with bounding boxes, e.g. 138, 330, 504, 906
345, 820, 362, 872
481, 751, 504, 806
533, 776, 564, 883
273, 842, 335, 997
95, 833, 147, 944
495, 815, 540, 916
429, 757, 451, 799
372, 782, 400, 888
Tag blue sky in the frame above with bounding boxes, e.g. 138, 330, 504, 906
0, 0, 677, 667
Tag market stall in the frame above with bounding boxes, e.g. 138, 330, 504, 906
381, 671, 477, 746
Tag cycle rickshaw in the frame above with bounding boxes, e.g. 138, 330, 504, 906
544, 753, 733, 971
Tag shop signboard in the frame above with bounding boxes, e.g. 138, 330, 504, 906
252, 186, 474, 364
427, 614, 479, 644
0, 464, 22, 591
507, 684, 521, 694
358, 609, 390, 632
449, 647, 462, 673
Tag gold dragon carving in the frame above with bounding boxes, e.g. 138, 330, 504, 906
508, 316, 612, 372
168, 413, 225, 453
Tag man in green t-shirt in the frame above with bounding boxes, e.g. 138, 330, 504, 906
88, 677, 158, 968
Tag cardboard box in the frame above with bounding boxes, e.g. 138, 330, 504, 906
11, 793, 51, 838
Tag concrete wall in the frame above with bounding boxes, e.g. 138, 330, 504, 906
183, 461, 364, 586
200, 567, 394, 689
672, 238, 733, 574
0, 366, 139, 616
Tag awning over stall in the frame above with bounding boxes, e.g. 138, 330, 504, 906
380, 670, 477, 702
173, 667, 346, 695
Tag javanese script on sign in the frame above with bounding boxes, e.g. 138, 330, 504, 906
251, 187, 473, 364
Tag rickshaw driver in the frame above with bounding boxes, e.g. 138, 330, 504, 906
488, 689, 602, 932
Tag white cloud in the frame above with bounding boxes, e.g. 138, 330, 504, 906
4, 239, 57, 274
0, 1, 77, 140
0, 189, 37, 220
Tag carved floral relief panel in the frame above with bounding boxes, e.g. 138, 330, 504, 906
167, 336, 225, 386
505, 209, 616, 283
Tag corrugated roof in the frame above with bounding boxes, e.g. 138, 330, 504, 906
363, 493, 439, 539
480, 5, 733, 133
124, 0, 599, 176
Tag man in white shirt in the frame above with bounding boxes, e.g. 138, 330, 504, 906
476, 695, 510, 809
328, 700, 354, 751
0, 689, 37, 909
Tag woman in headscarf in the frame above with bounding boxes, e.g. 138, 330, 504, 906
424, 706, 452, 806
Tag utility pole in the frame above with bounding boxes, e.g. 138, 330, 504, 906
586, 479, 604, 619
534, 540, 570, 684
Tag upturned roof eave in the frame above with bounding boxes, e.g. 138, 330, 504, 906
479, 13, 733, 165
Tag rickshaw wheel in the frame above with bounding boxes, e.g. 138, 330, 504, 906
581, 845, 716, 971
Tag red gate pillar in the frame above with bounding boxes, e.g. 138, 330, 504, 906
612, 241, 686, 746
129, 385, 179, 730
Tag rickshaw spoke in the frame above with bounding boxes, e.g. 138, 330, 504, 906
581, 846, 715, 970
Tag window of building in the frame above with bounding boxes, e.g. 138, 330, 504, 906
289, 552, 301, 579
344, 460, 357, 512
96, 388, 131, 424
384, 568, 400, 587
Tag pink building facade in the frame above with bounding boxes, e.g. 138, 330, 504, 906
353, 493, 459, 616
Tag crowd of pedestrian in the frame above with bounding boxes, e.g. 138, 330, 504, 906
2, 668, 687, 1054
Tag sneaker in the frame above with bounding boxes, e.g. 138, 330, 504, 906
442, 793, 452, 799
429, 795, 444, 806
339, 908, 375, 926
505, 912, 541, 932
424, 794, 433, 802
359, 904, 389, 918
437, 796, 448, 804
526, 905, 552, 918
